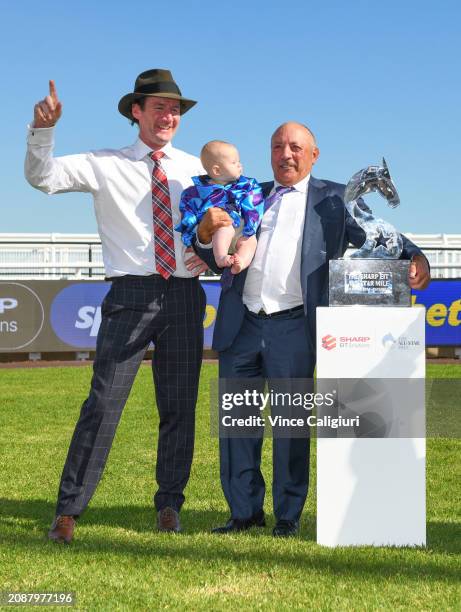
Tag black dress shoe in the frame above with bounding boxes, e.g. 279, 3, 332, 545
212, 510, 266, 534
272, 520, 299, 537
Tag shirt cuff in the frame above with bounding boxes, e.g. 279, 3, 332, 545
195, 229, 213, 249
27, 124, 55, 145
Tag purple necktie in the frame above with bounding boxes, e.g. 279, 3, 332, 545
220, 184, 294, 290
264, 185, 294, 211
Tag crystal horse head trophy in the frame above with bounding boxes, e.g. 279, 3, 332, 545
344, 158, 402, 259
329, 157, 411, 305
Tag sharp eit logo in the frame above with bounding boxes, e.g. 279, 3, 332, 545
339, 335, 371, 348
322, 334, 336, 350
322, 333, 371, 350
0, 298, 18, 332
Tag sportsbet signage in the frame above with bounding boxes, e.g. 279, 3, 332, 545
0, 279, 459, 352
412, 280, 461, 345
0, 284, 45, 350
0, 280, 220, 352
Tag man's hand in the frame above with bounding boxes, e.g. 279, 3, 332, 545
408, 254, 431, 290
197, 208, 232, 244
33, 80, 62, 128
185, 247, 209, 276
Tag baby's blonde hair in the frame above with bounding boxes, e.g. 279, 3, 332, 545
200, 140, 236, 174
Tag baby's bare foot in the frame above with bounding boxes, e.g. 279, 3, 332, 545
231, 254, 243, 274
216, 254, 234, 268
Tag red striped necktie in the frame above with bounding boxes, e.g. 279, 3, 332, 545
150, 151, 176, 279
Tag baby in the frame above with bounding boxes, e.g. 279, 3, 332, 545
175, 140, 264, 274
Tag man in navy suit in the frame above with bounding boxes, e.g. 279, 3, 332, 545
195, 122, 430, 536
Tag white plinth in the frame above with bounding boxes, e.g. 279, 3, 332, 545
316, 306, 426, 547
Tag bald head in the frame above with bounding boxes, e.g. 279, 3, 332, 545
200, 140, 233, 168
271, 122, 320, 186
200, 140, 242, 184
272, 122, 317, 145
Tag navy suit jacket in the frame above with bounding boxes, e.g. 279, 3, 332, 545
194, 177, 425, 356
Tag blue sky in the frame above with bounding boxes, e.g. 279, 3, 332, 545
2, 0, 460, 234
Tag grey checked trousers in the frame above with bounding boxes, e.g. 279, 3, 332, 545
55, 274, 205, 517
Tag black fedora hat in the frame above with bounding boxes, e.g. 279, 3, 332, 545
118, 69, 197, 120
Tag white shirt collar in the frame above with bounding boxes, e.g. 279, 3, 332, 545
132, 138, 175, 161
273, 173, 310, 194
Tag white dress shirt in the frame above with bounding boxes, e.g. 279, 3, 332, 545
243, 175, 310, 314
25, 126, 204, 278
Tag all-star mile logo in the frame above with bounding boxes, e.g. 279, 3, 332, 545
322, 334, 337, 350
382, 332, 397, 347
382, 332, 421, 350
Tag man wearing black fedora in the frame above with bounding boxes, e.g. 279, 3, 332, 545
25, 69, 208, 542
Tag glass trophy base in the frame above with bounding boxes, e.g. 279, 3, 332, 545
329, 259, 411, 306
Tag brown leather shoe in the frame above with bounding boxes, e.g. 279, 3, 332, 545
48, 515, 76, 544
157, 507, 181, 533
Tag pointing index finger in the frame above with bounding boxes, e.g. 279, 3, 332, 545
49, 79, 58, 102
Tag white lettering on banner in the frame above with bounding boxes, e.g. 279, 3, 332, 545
0, 298, 18, 314
0, 321, 17, 333
0, 283, 45, 350
75, 306, 102, 337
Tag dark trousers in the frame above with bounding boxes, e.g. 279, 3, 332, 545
219, 308, 316, 522
56, 275, 205, 517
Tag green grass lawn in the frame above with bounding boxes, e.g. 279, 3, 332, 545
0, 363, 460, 610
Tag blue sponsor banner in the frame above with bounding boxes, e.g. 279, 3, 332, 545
202, 280, 221, 348
412, 280, 461, 346
50, 282, 109, 348
2, 278, 458, 352
49, 279, 222, 350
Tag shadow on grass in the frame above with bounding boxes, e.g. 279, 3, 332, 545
0, 532, 459, 583
1, 497, 460, 574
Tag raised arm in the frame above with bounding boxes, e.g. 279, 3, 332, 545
25, 80, 97, 194
34, 80, 62, 128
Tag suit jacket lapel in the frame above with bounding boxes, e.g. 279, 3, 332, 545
261, 181, 274, 198
300, 176, 329, 301
257, 181, 274, 238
